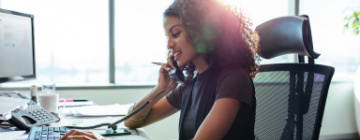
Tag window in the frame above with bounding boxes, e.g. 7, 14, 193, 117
114, 0, 174, 85
114, 0, 291, 85
239, 0, 294, 64
0, 0, 109, 85
1, 0, 352, 87
299, 0, 360, 80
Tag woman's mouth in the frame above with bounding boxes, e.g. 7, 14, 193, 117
173, 51, 181, 61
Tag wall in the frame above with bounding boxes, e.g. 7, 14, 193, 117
320, 82, 358, 138
0, 81, 357, 140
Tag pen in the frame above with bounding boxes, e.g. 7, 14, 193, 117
152, 62, 165, 66
73, 99, 89, 102
59, 98, 89, 102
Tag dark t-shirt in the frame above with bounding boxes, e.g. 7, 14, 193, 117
166, 66, 256, 140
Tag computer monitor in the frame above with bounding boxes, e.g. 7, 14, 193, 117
0, 8, 36, 83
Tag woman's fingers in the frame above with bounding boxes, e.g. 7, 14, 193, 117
59, 129, 106, 140
67, 135, 93, 140
162, 63, 171, 72
60, 130, 78, 139
167, 54, 176, 70
160, 56, 174, 73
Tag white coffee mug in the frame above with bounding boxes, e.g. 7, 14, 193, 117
39, 93, 59, 112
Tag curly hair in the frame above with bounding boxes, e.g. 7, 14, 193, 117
164, 0, 259, 81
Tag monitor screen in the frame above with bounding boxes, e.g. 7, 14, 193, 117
0, 8, 36, 83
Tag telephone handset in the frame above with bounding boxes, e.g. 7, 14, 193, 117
168, 57, 185, 83
1, 91, 60, 131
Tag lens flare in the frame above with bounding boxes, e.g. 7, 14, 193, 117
217, 0, 241, 9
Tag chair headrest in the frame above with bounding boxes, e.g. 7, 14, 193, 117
255, 15, 320, 59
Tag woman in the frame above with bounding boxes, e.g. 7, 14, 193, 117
61, 0, 258, 139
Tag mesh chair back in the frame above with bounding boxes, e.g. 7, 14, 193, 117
253, 64, 334, 140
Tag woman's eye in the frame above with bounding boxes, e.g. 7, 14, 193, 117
172, 32, 181, 38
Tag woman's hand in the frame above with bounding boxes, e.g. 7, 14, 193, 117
59, 129, 107, 140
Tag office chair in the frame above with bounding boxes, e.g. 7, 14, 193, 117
253, 15, 335, 140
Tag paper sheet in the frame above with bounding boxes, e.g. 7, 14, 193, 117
62, 117, 126, 128
0, 131, 26, 140
58, 101, 94, 107
0, 97, 29, 120
61, 104, 133, 117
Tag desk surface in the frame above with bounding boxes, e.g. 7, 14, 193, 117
0, 115, 151, 140
53, 115, 151, 140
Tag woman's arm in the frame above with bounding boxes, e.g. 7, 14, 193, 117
124, 85, 179, 128
193, 98, 241, 140
125, 54, 181, 128
140, 97, 179, 127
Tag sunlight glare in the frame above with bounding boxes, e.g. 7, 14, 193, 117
217, 0, 241, 9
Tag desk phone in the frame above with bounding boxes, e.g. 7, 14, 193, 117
0, 91, 60, 131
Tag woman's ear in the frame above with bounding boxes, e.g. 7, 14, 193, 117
195, 42, 206, 54
191, 36, 205, 54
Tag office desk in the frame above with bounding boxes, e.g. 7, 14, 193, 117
0, 115, 151, 140
52, 115, 151, 140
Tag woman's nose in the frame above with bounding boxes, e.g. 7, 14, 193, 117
167, 39, 174, 49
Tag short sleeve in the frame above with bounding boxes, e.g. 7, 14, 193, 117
166, 85, 184, 109
216, 67, 253, 106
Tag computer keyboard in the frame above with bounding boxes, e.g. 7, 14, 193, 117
27, 126, 133, 140
27, 126, 72, 140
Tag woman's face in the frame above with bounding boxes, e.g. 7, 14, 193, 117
163, 16, 199, 68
